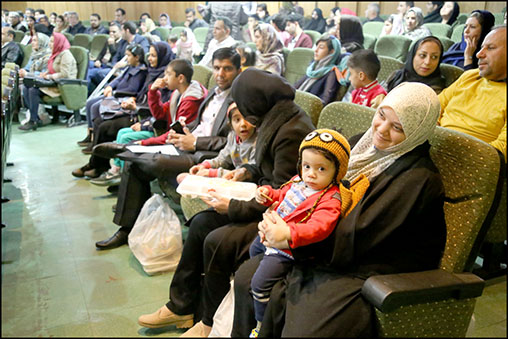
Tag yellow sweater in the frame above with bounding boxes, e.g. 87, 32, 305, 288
438, 69, 506, 160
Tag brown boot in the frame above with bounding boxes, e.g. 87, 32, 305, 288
77, 128, 93, 147
137, 305, 193, 329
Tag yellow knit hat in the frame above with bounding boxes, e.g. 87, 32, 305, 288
299, 129, 351, 183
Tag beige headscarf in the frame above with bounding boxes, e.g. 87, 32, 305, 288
345, 82, 441, 182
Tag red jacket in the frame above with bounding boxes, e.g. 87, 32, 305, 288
141, 82, 208, 146
261, 176, 342, 251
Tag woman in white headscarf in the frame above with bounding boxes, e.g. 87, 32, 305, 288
158, 13, 172, 29
231, 82, 447, 337
403, 7, 431, 40
253, 23, 285, 75
175, 28, 202, 63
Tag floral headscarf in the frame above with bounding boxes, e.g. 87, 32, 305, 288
254, 23, 284, 75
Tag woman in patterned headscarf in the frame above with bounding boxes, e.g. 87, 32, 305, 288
231, 82, 447, 338
403, 7, 431, 40
253, 23, 285, 75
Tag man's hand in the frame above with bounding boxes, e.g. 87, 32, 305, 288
167, 127, 196, 151
151, 78, 166, 91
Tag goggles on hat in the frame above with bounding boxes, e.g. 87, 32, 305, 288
304, 131, 350, 156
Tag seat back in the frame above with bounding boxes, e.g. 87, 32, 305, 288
423, 23, 452, 38
428, 127, 500, 273
451, 24, 465, 43
294, 90, 323, 127
363, 33, 377, 50
362, 21, 384, 37
374, 35, 412, 62
192, 64, 213, 89
63, 32, 74, 44
155, 27, 170, 42
303, 30, 321, 46
18, 43, 32, 68
193, 27, 208, 50
377, 55, 404, 85
455, 13, 468, 25
494, 12, 504, 25
72, 33, 93, 50
69, 46, 89, 80
439, 63, 464, 87
282, 47, 290, 68
13, 30, 25, 43
246, 41, 257, 51
437, 36, 455, 53
317, 102, 375, 140
89, 34, 109, 60
283, 47, 314, 85
170, 26, 185, 39
82, 20, 91, 27
208, 72, 217, 91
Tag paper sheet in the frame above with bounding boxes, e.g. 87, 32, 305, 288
126, 144, 179, 156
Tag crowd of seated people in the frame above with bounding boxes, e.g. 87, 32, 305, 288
2, 2, 506, 337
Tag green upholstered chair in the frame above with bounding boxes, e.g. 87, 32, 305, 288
246, 41, 257, 51
303, 30, 321, 46
170, 26, 186, 39
17, 43, 32, 69
316, 102, 375, 139
363, 33, 377, 50
155, 27, 170, 42
63, 32, 74, 44
82, 20, 90, 27
362, 21, 385, 37
294, 89, 323, 127
41, 46, 88, 127
438, 36, 455, 53
89, 34, 109, 61
456, 13, 468, 25
451, 24, 465, 43
377, 55, 404, 85
363, 127, 501, 337
494, 12, 504, 25
192, 64, 213, 89
72, 33, 93, 50
282, 47, 290, 68
374, 35, 412, 63
12, 30, 25, 43
440, 63, 464, 88
424, 23, 452, 38
207, 72, 217, 91
283, 47, 314, 85
193, 27, 209, 51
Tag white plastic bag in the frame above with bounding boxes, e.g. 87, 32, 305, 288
209, 279, 235, 337
128, 194, 183, 275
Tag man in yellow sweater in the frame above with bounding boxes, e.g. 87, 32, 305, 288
438, 25, 506, 161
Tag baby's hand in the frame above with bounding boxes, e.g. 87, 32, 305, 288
255, 187, 271, 204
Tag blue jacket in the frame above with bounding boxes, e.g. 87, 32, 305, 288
109, 64, 148, 94
112, 35, 150, 64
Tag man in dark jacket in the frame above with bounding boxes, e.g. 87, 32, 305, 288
8, 11, 27, 32
1, 27, 23, 68
65, 11, 86, 35
37, 15, 54, 34
84, 13, 108, 35
93, 47, 242, 250
184, 7, 208, 31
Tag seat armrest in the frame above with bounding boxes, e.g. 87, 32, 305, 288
56, 78, 88, 86
361, 269, 485, 313
192, 151, 218, 163
113, 90, 137, 98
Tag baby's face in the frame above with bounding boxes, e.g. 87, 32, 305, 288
301, 148, 335, 191
231, 109, 255, 142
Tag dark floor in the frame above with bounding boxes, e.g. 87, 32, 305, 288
1, 121, 506, 337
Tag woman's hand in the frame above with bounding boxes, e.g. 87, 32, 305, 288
103, 86, 113, 97
130, 122, 141, 131
201, 190, 231, 215
18, 69, 27, 78
121, 97, 137, 110
222, 167, 251, 182
94, 60, 102, 68
464, 36, 477, 66
40, 72, 50, 80
262, 211, 291, 249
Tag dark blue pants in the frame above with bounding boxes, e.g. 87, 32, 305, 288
23, 86, 41, 123
85, 95, 104, 128
249, 235, 293, 323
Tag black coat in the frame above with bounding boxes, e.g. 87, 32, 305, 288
1, 41, 23, 68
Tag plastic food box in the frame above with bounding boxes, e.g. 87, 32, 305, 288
176, 175, 257, 201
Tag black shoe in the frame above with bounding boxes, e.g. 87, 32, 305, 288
92, 142, 127, 159
112, 204, 116, 213
77, 134, 92, 147
107, 185, 119, 194
72, 163, 92, 178
82, 145, 93, 155
18, 121, 37, 131
95, 229, 128, 250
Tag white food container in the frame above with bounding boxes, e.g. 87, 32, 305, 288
176, 175, 257, 201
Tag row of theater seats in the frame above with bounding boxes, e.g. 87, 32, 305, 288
176, 97, 505, 337
1, 63, 19, 193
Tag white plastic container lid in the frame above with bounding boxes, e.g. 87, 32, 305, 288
176, 175, 257, 201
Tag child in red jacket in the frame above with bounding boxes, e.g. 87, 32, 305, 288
249, 129, 351, 337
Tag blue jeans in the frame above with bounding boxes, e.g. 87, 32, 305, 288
249, 235, 293, 323
23, 86, 41, 123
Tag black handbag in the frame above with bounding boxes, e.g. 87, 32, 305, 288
23, 75, 57, 88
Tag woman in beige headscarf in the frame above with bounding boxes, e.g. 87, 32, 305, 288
231, 81, 448, 337
139, 18, 161, 43
253, 23, 285, 75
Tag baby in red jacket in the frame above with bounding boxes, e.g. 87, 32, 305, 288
249, 128, 351, 337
